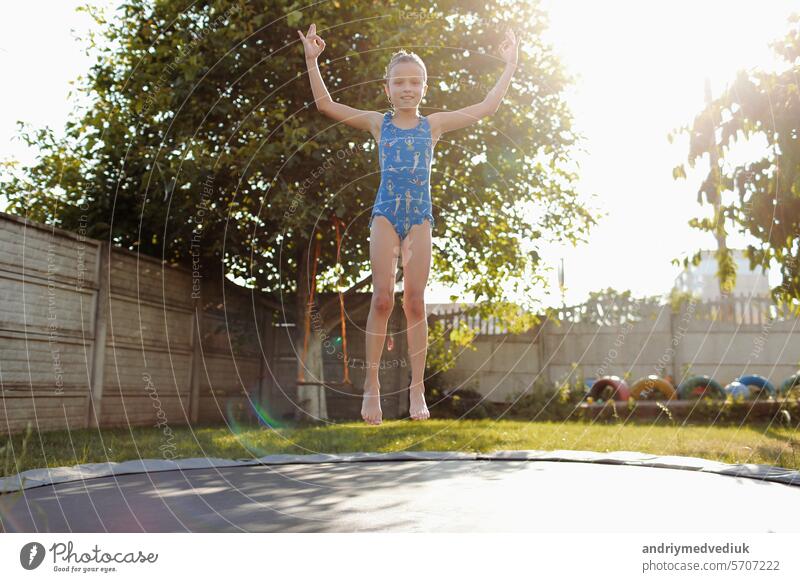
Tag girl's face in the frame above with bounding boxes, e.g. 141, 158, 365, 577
384, 61, 427, 110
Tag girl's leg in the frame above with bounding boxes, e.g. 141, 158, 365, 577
400, 219, 432, 420
361, 215, 400, 425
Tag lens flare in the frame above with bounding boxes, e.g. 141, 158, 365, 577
221, 396, 296, 459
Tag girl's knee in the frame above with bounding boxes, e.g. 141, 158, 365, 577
372, 290, 394, 315
402, 291, 425, 320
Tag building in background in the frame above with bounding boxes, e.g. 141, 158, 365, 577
673, 249, 770, 300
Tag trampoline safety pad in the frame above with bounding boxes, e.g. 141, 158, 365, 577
1, 450, 799, 532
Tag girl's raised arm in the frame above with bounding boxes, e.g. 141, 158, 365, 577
298, 24, 382, 135
428, 28, 520, 136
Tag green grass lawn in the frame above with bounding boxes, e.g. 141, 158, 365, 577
2, 419, 799, 479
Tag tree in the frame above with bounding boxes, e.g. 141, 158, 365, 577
1, 0, 595, 416
670, 12, 800, 312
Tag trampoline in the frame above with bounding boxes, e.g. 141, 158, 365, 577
2, 450, 800, 532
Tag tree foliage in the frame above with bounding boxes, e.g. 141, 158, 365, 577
670, 13, 800, 311
2, 0, 594, 324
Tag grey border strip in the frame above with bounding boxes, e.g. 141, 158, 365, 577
1, 450, 798, 493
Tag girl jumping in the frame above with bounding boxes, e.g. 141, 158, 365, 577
298, 23, 519, 424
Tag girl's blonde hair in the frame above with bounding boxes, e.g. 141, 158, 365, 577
384, 50, 427, 83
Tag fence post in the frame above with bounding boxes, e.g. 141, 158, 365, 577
538, 317, 549, 387
670, 302, 678, 383
86, 241, 110, 429
189, 292, 201, 425
258, 306, 275, 412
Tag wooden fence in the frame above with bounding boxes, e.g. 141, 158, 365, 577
0, 210, 413, 435
0, 211, 282, 434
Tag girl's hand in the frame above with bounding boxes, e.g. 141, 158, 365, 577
297, 23, 326, 61
499, 27, 520, 66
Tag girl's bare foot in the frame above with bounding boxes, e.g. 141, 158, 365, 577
409, 382, 430, 420
361, 384, 383, 425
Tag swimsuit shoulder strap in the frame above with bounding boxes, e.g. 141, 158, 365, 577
380, 111, 394, 137
419, 115, 431, 133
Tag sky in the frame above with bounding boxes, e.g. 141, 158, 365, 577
0, 2, 104, 166
1, 1, 797, 307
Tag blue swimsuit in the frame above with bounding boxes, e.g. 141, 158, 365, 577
369, 111, 435, 240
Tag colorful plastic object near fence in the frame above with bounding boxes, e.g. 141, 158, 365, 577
724, 381, 750, 400
630, 375, 677, 400
588, 375, 630, 401
780, 372, 800, 396
677, 375, 726, 400
734, 374, 777, 399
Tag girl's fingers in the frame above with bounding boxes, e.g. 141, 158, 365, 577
298, 24, 324, 54
505, 27, 520, 47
